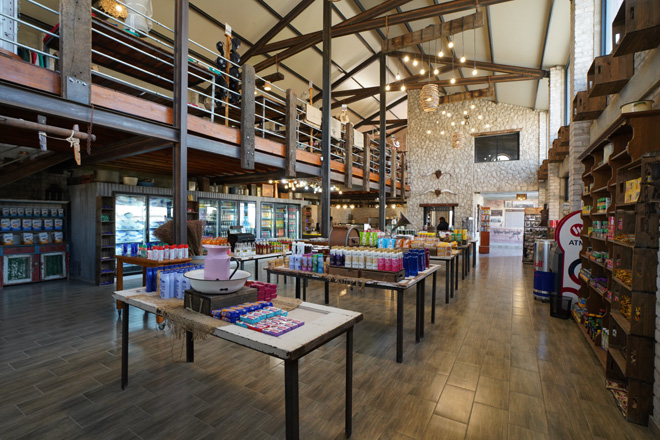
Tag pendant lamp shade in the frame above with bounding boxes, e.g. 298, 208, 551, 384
452, 131, 465, 149
420, 84, 439, 113
125, 0, 153, 33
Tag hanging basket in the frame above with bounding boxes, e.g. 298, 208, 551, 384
452, 131, 465, 149
420, 84, 439, 113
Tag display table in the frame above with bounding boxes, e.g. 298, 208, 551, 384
429, 252, 459, 307
229, 251, 291, 281
265, 264, 441, 363
115, 255, 193, 321
113, 287, 362, 440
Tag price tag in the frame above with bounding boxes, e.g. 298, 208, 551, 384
225, 24, 232, 37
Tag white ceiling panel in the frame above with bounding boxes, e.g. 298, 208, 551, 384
542, 0, 571, 67
535, 78, 550, 110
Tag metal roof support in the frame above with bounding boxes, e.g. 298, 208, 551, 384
321, 0, 332, 238
173, 0, 189, 245
379, 52, 387, 230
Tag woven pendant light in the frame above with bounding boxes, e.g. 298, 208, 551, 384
420, 84, 439, 112
452, 131, 465, 149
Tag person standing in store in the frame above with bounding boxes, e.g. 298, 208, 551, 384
437, 216, 449, 231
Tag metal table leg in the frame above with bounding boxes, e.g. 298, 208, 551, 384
454, 255, 459, 291
450, 258, 455, 298
186, 330, 194, 362
121, 302, 129, 390
396, 289, 404, 363
345, 327, 353, 438
303, 279, 307, 302
420, 278, 425, 338
240, 260, 245, 271
295, 277, 301, 299
461, 251, 465, 280
324, 280, 329, 305
431, 271, 437, 323
445, 260, 450, 304
254, 259, 259, 280
284, 359, 300, 440
415, 283, 421, 343
267, 270, 271, 283
472, 242, 477, 268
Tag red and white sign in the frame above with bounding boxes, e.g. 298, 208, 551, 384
556, 210, 583, 295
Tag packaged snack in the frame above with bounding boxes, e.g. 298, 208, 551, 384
17, 208, 24, 217
32, 219, 42, 231
22, 232, 34, 245
43, 219, 53, 231
58, 208, 64, 217
1, 208, 9, 216
54, 219, 63, 230
53, 232, 64, 243
25, 208, 32, 217
10, 219, 21, 231
2, 233, 14, 245
41, 208, 49, 217
22, 219, 32, 231
38, 232, 49, 244
1, 218, 10, 232
9, 208, 17, 216
50, 208, 58, 217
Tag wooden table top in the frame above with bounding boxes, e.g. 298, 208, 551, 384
116, 255, 192, 267
113, 287, 362, 360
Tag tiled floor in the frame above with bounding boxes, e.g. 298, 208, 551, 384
0, 247, 654, 439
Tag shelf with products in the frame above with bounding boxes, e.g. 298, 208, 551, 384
522, 207, 546, 263
96, 196, 115, 286
578, 111, 660, 425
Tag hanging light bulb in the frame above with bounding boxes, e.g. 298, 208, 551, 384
463, 110, 468, 115
385, 84, 390, 91
460, 56, 466, 63
396, 73, 401, 80
412, 59, 418, 67
461, 121, 465, 125
400, 85, 406, 91
420, 68, 425, 75
451, 121, 455, 126
471, 104, 476, 109
403, 55, 409, 62
478, 115, 483, 120
438, 50, 444, 57
471, 128, 475, 132
448, 40, 454, 48
338, 191, 342, 195
485, 124, 491, 128
426, 129, 431, 134
440, 130, 445, 135
441, 110, 446, 115
433, 68, 439, 75
264, 82, 272, 91
447, 112, 451, 117
472, 68, 478, 76
450, 77, 456, 84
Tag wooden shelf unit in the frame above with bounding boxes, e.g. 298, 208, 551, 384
572, 90, 607, 122
96, 196, 116, 286
187, 200, 199, 220
587, 53, 634, 98
611, 0, 660, 57
577, 110, 660, 425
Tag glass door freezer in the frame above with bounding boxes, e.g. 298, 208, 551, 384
274, 204, 287, 238
219, 201, 238, 237
240, 202, 256, 235
115, 194, 147, 274
260, 203, 274, 238
148, 196, 172, 243
287, 205, 300, 239
199, 199, 218, 237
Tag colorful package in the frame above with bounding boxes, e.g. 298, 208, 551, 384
9, 207, 17, 216
43, 219, 53, 231
1, 208, 9, 216
17, 208, 24, 217
10, 219, 21, 231
53, 232, 64, 244
32, 219, 42, 231
54, 219, 63, 230
1, 218, 10, 232
58, 208, 64, 217
38, 232, 49, 244
50, 208, 58, 217
2, 233, 14, 245
41, 208, 49, 217
22, 232, 34, 245
22, 219, 32, 231
25, 208, 32, 217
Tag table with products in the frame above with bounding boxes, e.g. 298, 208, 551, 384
265, 264, 441, 363
429, 251, 459, 306
113, 287, 362, 440
230, 251, 291, 280
114, 255, 192, 320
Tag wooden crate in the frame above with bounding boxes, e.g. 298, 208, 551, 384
633, 203, 659, 248
184, 286, 258, 315
327, 266, 361, 278
587, 53, 634, 97
631, 247, 658, 292
612, 0, 660, 57
360, 268, 405, 283
573, 90, 607, 121
558, 125, 570, 145
627, 379, 654, 425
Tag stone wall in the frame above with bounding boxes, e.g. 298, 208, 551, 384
406, 90, 540, 229
549, 66, 566, 142
538, 111, 549, 163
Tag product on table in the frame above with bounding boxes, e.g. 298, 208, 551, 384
2, 233, 14, 245
1, 218, 10, 231
22, 219, 32, 231
210, 301, 305, 337
38, 232, 49, 244
53, 232, 64, 244
22, 232, 34, 245
152, 263, 202, 297
10, 219, 21, 231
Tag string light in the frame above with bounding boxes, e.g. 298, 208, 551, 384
420, 68, 425, 75
471, 104, 476, 109
448, 40, 454, 48
451, 121, 455, 126
412, 59, 418, 67
440, 130, 445, 135
441, 110, 446, 115
485, 124, 491, 128
471, 128, 475, 132
403, 55, 409, 62
400, 85, 406, 91
460, 56, 466, 63
386, 84, 390, 91
426, 129, 431, 134
463, 110, 468, 115
450, 77, 456, 84
472, 68, 478, 76
447, 112, 452, 117
433, 68, 439, 75
438, 50, 444, 57
478, 115, 483, 120
396, 73, 401, 80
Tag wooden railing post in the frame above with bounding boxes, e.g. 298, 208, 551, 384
59, 0, 92, 104
240, 64, 256, 170
344, 123, 353, 189
284, 88, 297, 178
362, 133, 371, 192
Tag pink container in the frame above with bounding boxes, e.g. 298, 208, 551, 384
203, 245, 232, 280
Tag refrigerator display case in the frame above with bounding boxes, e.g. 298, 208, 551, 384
148, 196, 172, 242
287, 205, 300, 239
274, 204, 287, 238
261, 203, 274, 238
219, 201, 238, 237
199, 199, 218, 236
240, 202, 256, 234
115, 194, 147, 273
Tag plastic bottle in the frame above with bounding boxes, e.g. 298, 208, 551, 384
159, 269, 169, 299
183, 244, 189, 258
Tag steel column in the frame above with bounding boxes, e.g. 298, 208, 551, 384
173, 0, 189, 245
378, 52, 387, 229
320, 0, 332, 237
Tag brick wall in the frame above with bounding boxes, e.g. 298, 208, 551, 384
549, 66, 565, 143
547, 162, 561, 220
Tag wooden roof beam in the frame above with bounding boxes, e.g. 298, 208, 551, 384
388, 51, 548, 78
404, 74, 531, 89
312, 53, 379, 103
253, 0, 514, 72
354, 95, 408, 129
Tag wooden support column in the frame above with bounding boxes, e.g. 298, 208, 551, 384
320, 0, 331, 237
378, 52, 386, 230
362, 133, 371, 192
173, 0, 189, 245
59, 0, 92, 104
344, 123, 353, 189
284, 88, 297, 178
241, 64, 256, 170
390, 147, 397, 197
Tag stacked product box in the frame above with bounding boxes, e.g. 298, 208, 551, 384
625, 178, 641, 203
211, 301, 304, 337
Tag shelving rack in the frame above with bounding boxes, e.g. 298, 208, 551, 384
96, 196, 116, 286
522, 207, 546, 263
578, 110, 659, 425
